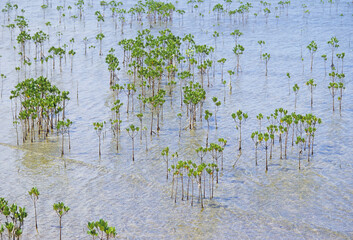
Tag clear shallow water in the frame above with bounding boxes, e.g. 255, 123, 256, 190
0, 0, 352, 239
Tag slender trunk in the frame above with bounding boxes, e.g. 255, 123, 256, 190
199, 176, 203, 208
61, 133, 64, 157
174, 177, 178, 203
187, 177, 190, 200
181, 175, 184, 200
255, 144, 258, 166
307, 135, 311, 162
299, 151, 301, 170
311, 86, 313, 108
166, 158, 168, 180
150, 112, 153, 135
265, 145, 268, 172
68, 131, 71, 150
171, 175, 174, 198
132, 137, 135, 161
98, 136, 101, 156
279, 134, 283, 159
34, 200, 38, 233
311, 135, 314, 155
239, 124, 242, 150
191, 178, 193, 206
59, 217, 62, 240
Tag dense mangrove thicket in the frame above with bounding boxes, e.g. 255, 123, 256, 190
10, 76, 70, 144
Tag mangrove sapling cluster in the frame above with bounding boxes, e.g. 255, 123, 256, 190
87, 219, 116, 240
183, 81, 206, 129
2, 185, 120, 239
105, 49, 120, 86
9, 76, 71, 144
169, 160, 218, 208
167, 137, 226, 208
251, 109, 322, 171
0, 198, 27, 240
57, 119, 73, 158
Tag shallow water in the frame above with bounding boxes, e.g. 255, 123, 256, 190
0, 0, 352, 239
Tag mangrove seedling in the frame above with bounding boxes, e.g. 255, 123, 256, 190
227, 70, 234, 91
217, 58, 226, 81
337, 82, 345, 115
57, 119, 73, 157
306, 79, 316, 109
336, 52, 345, 73
233, 44, 244, 73
327, 36, 339, 67
212, 97, 221, 129
28, 187, 39, 233
295, 136, 305, 170
307, 40, 317, 71
328, 82, 338, 111
286, 72, 291, 95
196, 146, 207, 163
251, 131, 259, 166
213, 31, 219, 46
262, 53, 270, 76
68, 49, 76, 72
231, 110, 248, 151
257, 113, 264, 132
258, 40, 265, 59
321, 54, 327, 75
204, 110, 212, 147
261, 132, 270, 172
0, 74, 6, 99
83, 37, 88, 55
264, 7, 271, 23
177, 113, 182, 138
161, 146, 170, 179
93, 121, 105, 156
136, 113, 143, 140
53, 202, 70, 240
293, 83, 300, 110
230, 29, 243, 46
266, 124, 277, 159
96, 33, 105, 56
126, 124, 139, 161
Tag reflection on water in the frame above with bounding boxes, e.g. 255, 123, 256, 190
0, 0, 352, 239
